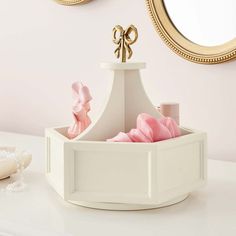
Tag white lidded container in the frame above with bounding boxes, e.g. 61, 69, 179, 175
45, 63, 207, 210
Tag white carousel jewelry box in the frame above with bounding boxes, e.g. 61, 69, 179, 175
45, 63, 207, 210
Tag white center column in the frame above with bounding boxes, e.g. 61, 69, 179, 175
78, 62, 162, 141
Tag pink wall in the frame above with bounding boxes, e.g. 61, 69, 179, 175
0, 0, 236, 161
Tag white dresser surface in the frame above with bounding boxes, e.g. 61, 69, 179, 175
0, 132, 235, 236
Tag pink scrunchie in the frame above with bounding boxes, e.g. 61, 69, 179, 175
67, 82, 92, 139
107, 113, 181, 143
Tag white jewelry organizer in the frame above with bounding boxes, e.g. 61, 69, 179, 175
45, 62, 207, 210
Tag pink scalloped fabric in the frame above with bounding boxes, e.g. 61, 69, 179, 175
107, 113, 181, 142
67, 82, 92, 139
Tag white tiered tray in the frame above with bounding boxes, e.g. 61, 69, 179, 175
45, 63, 207, 210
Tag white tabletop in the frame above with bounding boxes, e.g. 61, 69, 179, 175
0, 132, 236, 236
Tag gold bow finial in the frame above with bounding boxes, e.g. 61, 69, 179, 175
112, 25, 138, 63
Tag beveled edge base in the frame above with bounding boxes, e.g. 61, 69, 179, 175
69, 194, 189, 211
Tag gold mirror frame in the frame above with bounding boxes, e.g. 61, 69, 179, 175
146, 0, 236, 64
55, 0, 91, 5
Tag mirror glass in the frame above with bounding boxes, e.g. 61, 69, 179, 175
164, 0, 236, 46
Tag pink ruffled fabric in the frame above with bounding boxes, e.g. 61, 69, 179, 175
108, 132, 133, 142
136, 113, 172, 142
67, 82, 92, 139
107, 113, 181, 143
159, 117, 181, 138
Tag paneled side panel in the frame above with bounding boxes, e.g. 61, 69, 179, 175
45, 132, 65, 198
67, 142, 157, 204
75, 150, 149, 194
157, 140, 205, 202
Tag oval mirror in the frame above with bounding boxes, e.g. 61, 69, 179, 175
146, 0, 236, 64
55, 0, 91, 5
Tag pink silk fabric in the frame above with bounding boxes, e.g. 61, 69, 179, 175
107, 113, 181, 143
67, 82, 92, 139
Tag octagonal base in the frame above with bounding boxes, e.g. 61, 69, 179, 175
69, 194, 189, 211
